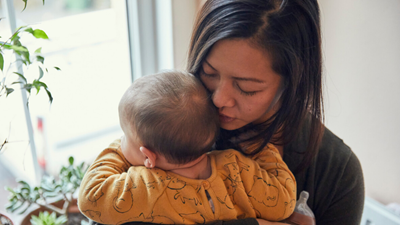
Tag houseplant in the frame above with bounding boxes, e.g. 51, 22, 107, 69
1, 0, 58, 153
5, 156, 89, 225
30, 211, 67, 225
0, 6, 57, 102
1, 1, 62, 223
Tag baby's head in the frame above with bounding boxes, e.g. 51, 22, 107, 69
118, 71, 219, 169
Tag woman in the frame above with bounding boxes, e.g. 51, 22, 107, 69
185, 0, 364, 225
118, 0, 363, 225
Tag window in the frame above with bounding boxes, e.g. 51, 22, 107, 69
0, 0, 131, 217
0, 1, 200, 222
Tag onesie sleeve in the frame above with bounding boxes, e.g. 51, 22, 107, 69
109, 217, 259, 225
78, 140, 168, 224
246, 144, 297, 221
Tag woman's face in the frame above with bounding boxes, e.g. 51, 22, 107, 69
200, 39, 284, 130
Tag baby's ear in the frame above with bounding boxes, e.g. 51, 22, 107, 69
140, 146, 157, 168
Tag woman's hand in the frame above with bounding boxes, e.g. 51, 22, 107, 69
256, 219, 290, 225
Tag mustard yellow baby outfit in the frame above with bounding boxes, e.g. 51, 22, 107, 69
78, 139, 296, 224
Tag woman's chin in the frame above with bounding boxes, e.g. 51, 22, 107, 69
220, 121, 245, 131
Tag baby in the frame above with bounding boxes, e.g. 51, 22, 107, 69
78, 71, 296, 225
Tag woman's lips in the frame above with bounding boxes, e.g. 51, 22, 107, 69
219, 113, 235, 123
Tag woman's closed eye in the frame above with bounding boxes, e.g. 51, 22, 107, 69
200, 68, 217, 79
235, 82, 258, 96
200, 68, 261, 96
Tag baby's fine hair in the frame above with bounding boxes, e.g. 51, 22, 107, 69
119, 71, 219, 164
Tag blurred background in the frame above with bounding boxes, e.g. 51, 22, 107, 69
0, 0, 399, 223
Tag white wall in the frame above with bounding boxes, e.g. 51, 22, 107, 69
319, 0, 400, 204
171, 0, 200, 69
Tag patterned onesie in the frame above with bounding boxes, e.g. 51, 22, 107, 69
78, 139, 296, 224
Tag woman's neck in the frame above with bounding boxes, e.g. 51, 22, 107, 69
170, 155, 211, 179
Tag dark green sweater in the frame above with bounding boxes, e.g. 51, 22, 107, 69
283, 124, 365, 225
116, 122, 365, 225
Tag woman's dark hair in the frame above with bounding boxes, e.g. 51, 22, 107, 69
187, 0, 324, 173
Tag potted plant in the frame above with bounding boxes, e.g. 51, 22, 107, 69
30, 211, 67, 225
5, 156, 89, 225
1, 0, 58, 153
0, 210, 14, 225
1, 1, 89, 224
0, 10, 57, 102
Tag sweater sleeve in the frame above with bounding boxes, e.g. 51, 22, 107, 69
78, 140, 168, 224
246, 144, 297, 221
316, 151, 365, 225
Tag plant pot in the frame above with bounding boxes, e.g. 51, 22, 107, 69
20, 198, 87, 225
0, 211, 14, 225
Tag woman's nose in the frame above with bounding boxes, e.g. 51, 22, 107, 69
212, 82, 235, 109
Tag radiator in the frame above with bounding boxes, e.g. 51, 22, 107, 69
361, 197, 400, 225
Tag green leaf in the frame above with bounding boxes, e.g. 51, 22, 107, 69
14, 72, 27, 83
36, 55, 45, 64
18, 202, 32, 214
54, 66, 61, 71
32, 29, 49, 39
0, 52, 4, 71
8, 196, 17, 203
18, 188, 30, 199
3, 44, 29, 52
69, 156, 74, 165
12, 39, 22, 47
24, 83, 33, 94
45, 88, 53, 103
32, 80, 47, 94
22, 0, 28, 11
35, 47, 42, 54
5, 203, 15, 211
29, 192, 40, 202
6, 88, 14, 96
55, 215, 68, 224
18, 180, 31, 189
39, 66, 44, 79
9, 200, 24, 213
24, 27, 34, 34
22, 51, 31, 65
10, 31, 21, 42
15, 25, 28, 32
5, 186, 16, 195
43, 192, 59, 198
20, 187, 30, 194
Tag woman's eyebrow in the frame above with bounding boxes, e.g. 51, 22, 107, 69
204, 60, 265, 83
233, 77, 265, 83
204, 60, 217, 71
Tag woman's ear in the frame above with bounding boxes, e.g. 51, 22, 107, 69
140, 146, 157, 168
